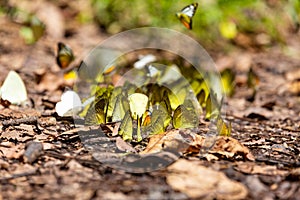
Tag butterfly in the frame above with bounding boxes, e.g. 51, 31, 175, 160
56, 42, 75, 69
55, 90, 82, 117
0, 71, 27, 105
173, 99, 200, 129
176, 3, 198, 30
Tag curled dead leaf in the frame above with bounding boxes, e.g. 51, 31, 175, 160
141, 129, 198, 154
142, 129, 254, 161
210, 136, 255, 161
235, 162, 289, 176
167, 159, 248, 199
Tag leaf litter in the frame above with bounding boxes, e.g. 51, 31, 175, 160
0, 3, 300, 199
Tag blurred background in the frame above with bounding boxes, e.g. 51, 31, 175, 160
1, 0, 299, 52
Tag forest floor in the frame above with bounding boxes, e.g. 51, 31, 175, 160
0, 4, 300, 200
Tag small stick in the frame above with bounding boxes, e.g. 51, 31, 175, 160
2, 116, 38, 130
0, 169, 38, 183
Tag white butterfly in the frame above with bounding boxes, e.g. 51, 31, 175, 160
0, 71, 27, 105
134, 54, 157, 69
55, 90, 82, 117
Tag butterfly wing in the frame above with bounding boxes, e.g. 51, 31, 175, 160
176, 3, 198, 30
178, 14, 193, 29
56, 42, 74, 69
181, 3, 198, 17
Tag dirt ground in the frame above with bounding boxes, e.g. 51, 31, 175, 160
0, 3, 300, 200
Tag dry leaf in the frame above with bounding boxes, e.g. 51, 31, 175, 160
209, 136, 255, 161
0, 143, 25, 159
167, 159, 248, 199
142, 129, 254, 161
141, 129, 194, 154
100, 192, 132, 200
0, 159, 10, 169
116, 137, 136, 153
235, 162, 289, 176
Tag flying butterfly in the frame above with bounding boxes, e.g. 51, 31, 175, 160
176, 3, 198, 30
56, 42, 75, 69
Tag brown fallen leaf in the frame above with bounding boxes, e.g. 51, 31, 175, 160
141, 129, 195, 154
234, 162, 289, 176
115, 137, 136, 153
167, 159, 248, 199
209, 136, 255, 161
0, 143, 25, 159
141, 129, 254, 161
0, 159, 9, 170
100, 192, 132, 200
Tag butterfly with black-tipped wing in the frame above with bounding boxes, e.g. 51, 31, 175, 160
176, 3, 198, 30
56, 42, 75, 69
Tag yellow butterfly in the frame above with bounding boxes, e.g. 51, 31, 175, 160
216, 116, 231, 136
221, 68, 235, 97
173, 99, 199, 129
176, 3, 198, 30
56, 42, 75, 69
128, 93, 149, 142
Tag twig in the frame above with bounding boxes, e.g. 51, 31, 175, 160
2, 116, 38, 130
0, 169, 38, 183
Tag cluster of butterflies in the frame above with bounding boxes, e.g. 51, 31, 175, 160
80, 63, 232, 142
56, 44, 233, 143
55, 2, 234, 143
84, 84, 202, 142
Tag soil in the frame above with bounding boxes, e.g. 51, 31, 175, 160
0, 3, 300, 200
